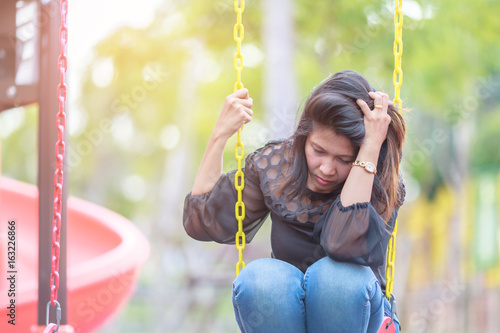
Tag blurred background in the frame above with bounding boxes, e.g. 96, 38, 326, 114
1, 0, 500, 332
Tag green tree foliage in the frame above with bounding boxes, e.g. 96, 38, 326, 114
471, 105, 500, 173
73, 1, 265, 217
0, 0, 497, 222
2, 0, 495, 215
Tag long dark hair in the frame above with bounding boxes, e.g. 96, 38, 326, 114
277, 70, 406, 222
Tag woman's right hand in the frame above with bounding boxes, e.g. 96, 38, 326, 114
213, 88, 253, 141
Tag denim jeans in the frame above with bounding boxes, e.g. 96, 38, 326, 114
232, 257, 400, 333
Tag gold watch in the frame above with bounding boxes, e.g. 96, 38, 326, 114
352, 161, 377, 175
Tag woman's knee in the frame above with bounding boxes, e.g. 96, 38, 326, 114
233, 258, 304, 298
304, 257, 380, 300
233, 259, 307, 333
304, 257, 384, 332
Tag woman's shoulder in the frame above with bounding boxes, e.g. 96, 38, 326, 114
245, 139, 292, 208
247, 138, 291, 168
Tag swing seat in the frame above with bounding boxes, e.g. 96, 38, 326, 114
378, 294, 398, 333
378, 317, 397, 333
32, 325, 74, 333
42, 323, 58, 333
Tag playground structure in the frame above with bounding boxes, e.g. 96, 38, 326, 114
0, 177, 150, 332
0, 1, 150, 331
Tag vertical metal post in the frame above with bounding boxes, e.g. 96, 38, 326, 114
38, 0, 68, 325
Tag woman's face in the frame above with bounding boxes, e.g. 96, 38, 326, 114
305, 123, 355, 193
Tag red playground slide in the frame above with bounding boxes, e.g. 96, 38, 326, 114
0, 177, 150, 332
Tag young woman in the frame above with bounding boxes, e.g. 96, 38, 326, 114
183, 70, 406, 333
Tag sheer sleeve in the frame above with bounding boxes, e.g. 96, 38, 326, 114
313, 177, 406, 267
183, 152, 270, 244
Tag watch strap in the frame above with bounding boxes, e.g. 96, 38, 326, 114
352, 160, 377, 175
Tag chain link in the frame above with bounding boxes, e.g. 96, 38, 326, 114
385, 221, 398, 298
50, 0, 68, 309
386, 0, 403, 300
233, 0, 245, 92
233, 0, 246, 277
392, 0, 403, 109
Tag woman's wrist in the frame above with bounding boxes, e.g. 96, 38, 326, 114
361, 136, 384, 151
356, 141, 381, 164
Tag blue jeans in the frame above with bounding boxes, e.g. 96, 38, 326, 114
232, 257, 400, 333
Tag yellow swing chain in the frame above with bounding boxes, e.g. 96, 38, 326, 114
233, 0, 246, 277
232, 1, 403, 286
385, 0, 403, 299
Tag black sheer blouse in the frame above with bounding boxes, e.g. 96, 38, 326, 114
183, 139, 405, 291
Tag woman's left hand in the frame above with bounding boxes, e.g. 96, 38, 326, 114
356, 91, 392, 149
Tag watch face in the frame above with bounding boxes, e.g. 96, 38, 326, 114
365, 164, 375, 173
